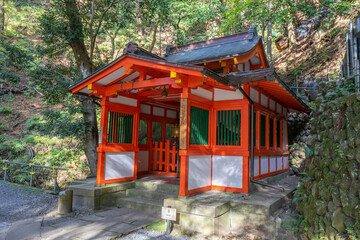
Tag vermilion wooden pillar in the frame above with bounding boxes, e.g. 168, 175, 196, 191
96, 97, 109, 185
179, 88, 189, 196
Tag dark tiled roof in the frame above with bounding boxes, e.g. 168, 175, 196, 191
164, 30, 261, 64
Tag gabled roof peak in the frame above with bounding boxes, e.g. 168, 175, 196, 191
165, 29, 256, 57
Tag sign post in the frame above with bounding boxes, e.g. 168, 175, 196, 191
161, 206, 177, 235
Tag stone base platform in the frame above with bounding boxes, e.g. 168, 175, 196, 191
164, 175, 299, 238
67, 179, 134, 210
64, 174, 298, 238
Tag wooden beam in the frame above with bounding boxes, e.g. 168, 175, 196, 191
91, 77, 176, 97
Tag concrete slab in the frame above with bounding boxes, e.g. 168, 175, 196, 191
164, 191, 231, 218
95, 207, 131, 218
5, 217, 42, 240
104, 223, 138, 233
77, 229, 120, 240
50, 219, 91, 230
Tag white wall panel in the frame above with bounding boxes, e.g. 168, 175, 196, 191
122, 72, 140, 83
277, 156, 282, 170
245, 61, 250, 72
153, 107, 165, 117
137, 151, 149, 172
260, 156, 268, 175
96, 67, 125, 86
283, 121, 287, 150
238, 64, 244, 72
188, 155, 211, 190
167, 110, 177, 119
283, 107, 287, 117
140, 104, 151, 114
212, 156, 243, 189
104, 152, 134, 180
79, 88, 92, 94
270, 156, 276, 172
109, 95, 138, 107
214, 88, 243, 101
250, 88, 259, 103
276, 103, 282, 114
191, 88, 213, 100
283, 155, 288, 169
254, 156, 259, 176
269, 99, 275, 111
260, 94, 268, 107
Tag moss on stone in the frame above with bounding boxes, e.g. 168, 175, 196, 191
296, 79, 360, 238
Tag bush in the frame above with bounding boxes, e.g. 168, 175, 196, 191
0, 106, 12, 114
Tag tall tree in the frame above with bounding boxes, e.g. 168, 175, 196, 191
39, 0, 99, 175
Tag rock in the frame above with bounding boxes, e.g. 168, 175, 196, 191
332, 208, 346, 232
58, 189, 73, 214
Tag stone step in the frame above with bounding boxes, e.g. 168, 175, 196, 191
116, 197, 163, 217
135, 181, 179, 194
126, 188, 177, 201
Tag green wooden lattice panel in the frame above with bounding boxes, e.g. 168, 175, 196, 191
190, 106, 209, 145
217, 110, 241, 146
269, 118, 274, 147
276, 120, 280, 148
107, 111, 133, 144
260, 114, 266, 147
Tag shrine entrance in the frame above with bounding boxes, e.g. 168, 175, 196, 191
149, 140, 179, 176
137, 101, 180, 177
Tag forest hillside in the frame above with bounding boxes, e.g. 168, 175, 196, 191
0, 0, 357, 189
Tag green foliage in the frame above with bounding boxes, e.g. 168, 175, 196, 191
0, 106, 12, 114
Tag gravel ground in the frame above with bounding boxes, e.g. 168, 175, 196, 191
119, 229, 203, 240
0, 181, 58, 222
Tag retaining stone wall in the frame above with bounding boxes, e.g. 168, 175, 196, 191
296, 79, 360, 239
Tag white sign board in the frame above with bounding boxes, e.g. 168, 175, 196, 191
161, 207, 177, 221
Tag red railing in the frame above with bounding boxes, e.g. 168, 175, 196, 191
149, 140, 178, 176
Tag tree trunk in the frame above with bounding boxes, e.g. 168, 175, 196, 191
135, 0, 142, 37
149, 24, 158, 52
288, 20, 296, 49
0, 0, 5, 31
64, 0, 98, 176
267, 21, 272, 62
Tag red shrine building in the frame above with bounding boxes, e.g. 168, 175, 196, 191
69, 28, 308, 196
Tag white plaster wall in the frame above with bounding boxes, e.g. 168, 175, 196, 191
283, 121, 287, 150
238, 64, 244, 72
122, 71, 140, 83
277, 156, 282, 170
283, 107, 287, 117
276, 103, 282, 114
250, 88, 259, 103
283, 155, 288, 169
191, 88, 213, 100
212, 156, 243, 188
140, 104, 151, 114
137, 151, 149, 172
269, 99, 275, 111
188, 155, 212, 190
260, 94, 268, 107
79, 88, 92, 94
260, 156, 268, 175
167, 110, 177, 119
214, 88, 243, 101
104, 152, 134, 180
153, 107, 165, 117
109, 95, 138, 107
245, 61, 250, 72
270, 156, 276, 172
96, 67, 125, 86
254, 156, 259, 176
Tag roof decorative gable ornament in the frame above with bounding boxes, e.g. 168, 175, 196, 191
249, 27, 258, 40
123, 42, 139, 54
